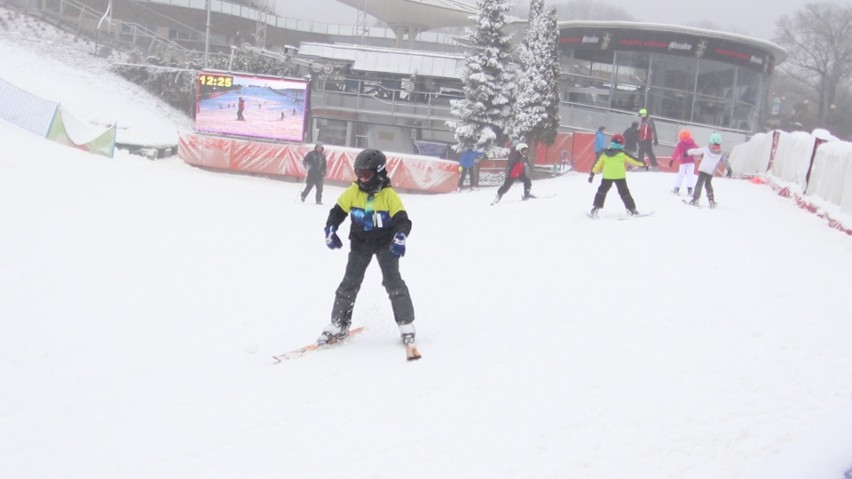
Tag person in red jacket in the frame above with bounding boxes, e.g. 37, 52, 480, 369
637, 108, 658, 170
670, 129, 698, 195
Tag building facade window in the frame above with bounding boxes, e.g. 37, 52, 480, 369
557, 22, 785, 133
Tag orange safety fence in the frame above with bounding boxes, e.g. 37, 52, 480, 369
178, 132, 460, 193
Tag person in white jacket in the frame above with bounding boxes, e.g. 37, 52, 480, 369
686, 133, 726, 208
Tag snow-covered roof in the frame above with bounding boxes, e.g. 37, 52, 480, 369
297, 42, 465, 78
333, 0, 477, 30
558, 20, 787, 63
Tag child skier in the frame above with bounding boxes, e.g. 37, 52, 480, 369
686, 133, 725, 208
670, 129, 698, 195
492, 143, 533, 204
588, 134, 646, 217
320, 148, 416, 346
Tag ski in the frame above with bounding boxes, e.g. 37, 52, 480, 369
493, 193, 557, 206
272, 326, 365, 363
405, 343, 422, 361
618, 211, 655, 220
525, 193, 558, 200
587, 211, 653, 220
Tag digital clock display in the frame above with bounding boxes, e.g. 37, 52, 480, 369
199, 74, 233, 88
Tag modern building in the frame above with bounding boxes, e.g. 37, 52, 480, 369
12, 0, 787, 155
556, 21, 787, 146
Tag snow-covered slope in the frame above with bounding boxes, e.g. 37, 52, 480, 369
1, 7, 852, 479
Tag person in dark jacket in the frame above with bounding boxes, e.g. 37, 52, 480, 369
491, 143, 533, 205
301, 142, 328, 204
623, 121, 639, 154
237, 96, 245, 121
319, 148, 417, 346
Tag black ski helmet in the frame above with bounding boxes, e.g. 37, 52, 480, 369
353, 148, 388, 193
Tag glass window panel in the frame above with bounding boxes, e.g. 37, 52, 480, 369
650, 55, 697, 92
694, 60, 735, 128
732, 67, 761, 130
647, 86, 693, 122
647, 55, 697, 122
612, 51, 649, 113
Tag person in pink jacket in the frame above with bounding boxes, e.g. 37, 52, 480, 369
670, 129, 698, 196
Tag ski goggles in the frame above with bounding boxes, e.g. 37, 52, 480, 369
355, 169, 375, 181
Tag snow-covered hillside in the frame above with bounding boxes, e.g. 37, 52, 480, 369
1, 6, 852, 479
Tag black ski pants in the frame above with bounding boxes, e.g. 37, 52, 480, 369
593, 178, 637, 211
638, 140, 657, 167
458, 166, 477, 189
331, 248, 414, 327
692, 172, 715, 202
497, 172, 531, 199
302, 176, 324, 203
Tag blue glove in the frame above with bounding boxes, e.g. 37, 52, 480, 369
324, 225, 342, 249
389, 232, 406, 258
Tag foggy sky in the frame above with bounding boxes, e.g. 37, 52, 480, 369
281, 0, 819, 42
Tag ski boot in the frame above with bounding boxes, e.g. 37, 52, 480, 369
317, 322, 350, 345
589, 207, 600, 218
627, 208, 639, 216
671, 187, 679, 195
491, 194, 502, 205
399, 323, 416, 345
687, 197, 699, 206
687, 187, 693, 196
709, 200, 717, 209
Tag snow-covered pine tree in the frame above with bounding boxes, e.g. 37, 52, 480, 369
448, 0, 516, 156
511, 1, 561, 146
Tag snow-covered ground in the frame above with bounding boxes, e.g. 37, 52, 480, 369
2, 7, 852, 479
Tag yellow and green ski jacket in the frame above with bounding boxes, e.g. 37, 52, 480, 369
592, 149, 645, 179
326, 182, 412, 253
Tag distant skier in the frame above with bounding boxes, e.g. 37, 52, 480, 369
686, 133, 726, 208
623, 121, 639, 154
457, 149, 483, 192
492, 143, 533, 204
237, 96, 245, 121
594, 126, 607, 159
670, 129, 698, 196
587, 133, 646, 217
637, 108, 658, 170
301, 142, 327, 204
319, 148, 416, 347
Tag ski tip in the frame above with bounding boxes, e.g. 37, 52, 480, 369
405, 344, 422, 361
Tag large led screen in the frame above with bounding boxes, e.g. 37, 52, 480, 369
195, 71, 308, 142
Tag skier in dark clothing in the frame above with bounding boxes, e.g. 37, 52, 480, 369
301, 142, 327, 204
492, 143, 533, 205
623, 122, 639, 154
319, 148, 416, 347
237, 96, 245, 121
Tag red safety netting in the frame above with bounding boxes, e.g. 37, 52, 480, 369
178, 132, 460, 193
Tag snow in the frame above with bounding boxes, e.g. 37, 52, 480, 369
2, 8, 852, 479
